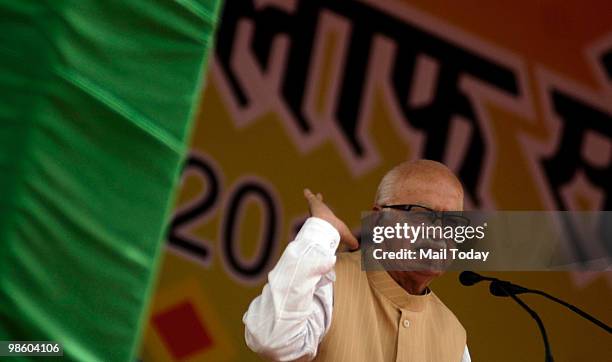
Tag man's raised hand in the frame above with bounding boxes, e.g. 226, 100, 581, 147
304, 188, 359, 250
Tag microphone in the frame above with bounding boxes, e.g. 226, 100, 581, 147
459, 270, 497, 286
463, 272, 611, 333
461, 272, 612, 361
460, 271, 553, 362
489, 280, 611, 334
489, 280, 529, 296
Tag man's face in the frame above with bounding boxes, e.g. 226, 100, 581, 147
382, 168, 464, 277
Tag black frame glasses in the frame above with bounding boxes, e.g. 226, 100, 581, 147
380, 204, 470, 227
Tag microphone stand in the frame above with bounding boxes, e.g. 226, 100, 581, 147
494, 282, 554, 362
460, 271, 611, 361
519, 286, 610, 334
490, 280, 611, 334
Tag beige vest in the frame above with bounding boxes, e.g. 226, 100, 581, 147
314, 252, 466, 362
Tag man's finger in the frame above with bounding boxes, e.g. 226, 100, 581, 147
304, 188, 316, 200
316, 193, 323, 201
339, 227, 359, 250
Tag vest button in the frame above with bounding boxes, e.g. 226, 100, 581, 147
402, 319, 410, 328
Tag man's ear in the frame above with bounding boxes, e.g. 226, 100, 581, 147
371, 205, 384, 225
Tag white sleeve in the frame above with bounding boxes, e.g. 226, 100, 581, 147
243, 217, 340, 362
461, 345, 471, 362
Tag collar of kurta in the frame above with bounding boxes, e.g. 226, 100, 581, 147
366, 270, 432, 312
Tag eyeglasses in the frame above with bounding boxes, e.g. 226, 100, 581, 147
380, 204, 470, 227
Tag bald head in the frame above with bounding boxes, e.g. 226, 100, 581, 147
375, 160, 464, 211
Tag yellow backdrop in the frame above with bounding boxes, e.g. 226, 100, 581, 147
140, 1, 612, 360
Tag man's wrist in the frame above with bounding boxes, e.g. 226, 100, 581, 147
295, 217, 341, 251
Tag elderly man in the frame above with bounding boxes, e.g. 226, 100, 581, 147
243, 160, 470, 361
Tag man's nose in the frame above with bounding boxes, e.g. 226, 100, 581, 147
430, 215, 444, 241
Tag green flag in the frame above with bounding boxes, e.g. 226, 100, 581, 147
0, 0, 223, 360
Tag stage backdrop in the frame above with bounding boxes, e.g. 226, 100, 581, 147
140, 1, 612, 361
